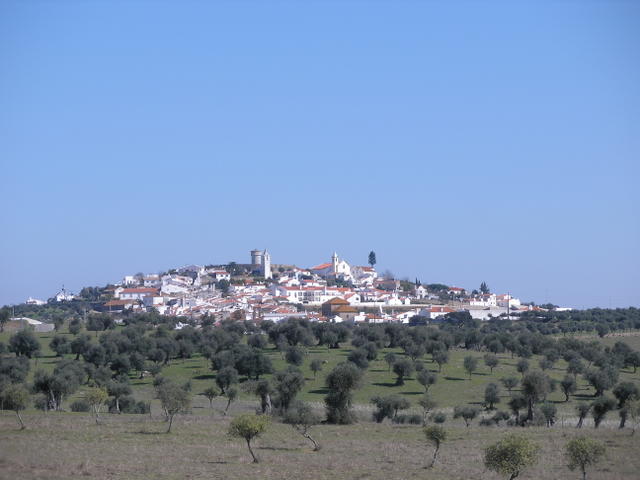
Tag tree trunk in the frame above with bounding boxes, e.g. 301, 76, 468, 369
509, 472, 519, 480
619, 413, 627, 429
429, 445, 440, 468
224, 398, 232, 415
303, 432, 320, 451
116, 397, 121, 414
166, 414, 174, 433
526, 399, 533, 421
246, 439, 258, 463
577, 416, 584, 428
581, 466, 587, 480
263, 394, 272, 415
16, 411, 25, 430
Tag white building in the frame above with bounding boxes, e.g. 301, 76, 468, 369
25, 297, 46, 305
351, 265, 378, 285
310, 252, 352, 281
143, 274, 161, 287
117, 287, 159, 301
469, 294, 497, 307
419, 306, 457, 320
54, 287, 75, 302
11, 317, 55, 333
496, 294, 521, 308
210, 270, 231, 281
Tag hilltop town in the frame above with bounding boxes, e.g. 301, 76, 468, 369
21, 250, 562, 326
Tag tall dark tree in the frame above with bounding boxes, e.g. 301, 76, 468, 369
368, 251, 377, 268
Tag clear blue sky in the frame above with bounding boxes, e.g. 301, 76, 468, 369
1, 1, 638, 309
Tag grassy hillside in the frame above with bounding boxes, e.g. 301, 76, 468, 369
2, 329, 640, 415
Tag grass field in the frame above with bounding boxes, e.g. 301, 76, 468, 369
2, 328, 640, 479
0, 410, 638, 480
2, 329, 640, 416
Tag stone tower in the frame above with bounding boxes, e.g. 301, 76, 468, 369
262, 250, 272, 279
332, 252, 339, 274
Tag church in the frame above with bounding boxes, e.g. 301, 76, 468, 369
310, 252, 352, 280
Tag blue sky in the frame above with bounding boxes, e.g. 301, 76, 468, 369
1, 1, 638, 308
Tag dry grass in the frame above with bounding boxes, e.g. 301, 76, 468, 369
0, 410, 638, 480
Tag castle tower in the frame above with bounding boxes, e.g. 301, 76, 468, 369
262, 250, 272, 279
332, 252, 339, 274
251, 249, 263, 267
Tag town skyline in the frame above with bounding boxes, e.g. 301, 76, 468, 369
2, 2, 638, 310
5, 247, 625, 311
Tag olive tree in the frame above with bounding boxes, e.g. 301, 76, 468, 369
85, 387, 108, 424
157, 381, 191, 433
484, 353, 499, 374
384, 352, 397, 372
433, 350, 449, 373
324, 362, 362, 424
591, 395, 616, 428
203, 386, 220, 409
516, 359, 529, 377
223, 387, 238, 415
575, 402, 591, 429
1, 384, 29, 429
463, 356, 478, 379
626, 399, 640, 435
540, 402, 557, 427
107, 380, 132, 414
273, 367, 305, 413
565, 436, 606, 480
228, 414, 270, 463
453, 405, 479, 427
283, 401, 322, 451
501, 376, 519, 393
484, 434, 539, 480
612, 382, 639, 409
392, 359, 414, 386
417, 370, 437, 393
310, 359, 323, 379
521, 371, 551, 421
484, 383, 501, 410
370, 394, 410, 423
418, 393, 437, 425
9, 330, 41, 358
560, 375, 577, 402
424, 425, 447, 468
215, 366, 239, 395
243, 379, 273, 415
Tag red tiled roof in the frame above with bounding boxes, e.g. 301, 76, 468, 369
324, 297, 349, 305
311, 262, 332, 270
334, 305, 358, 313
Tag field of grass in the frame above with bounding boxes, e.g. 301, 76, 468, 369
2, 328, 640, 479
2, 329, 640, 416
1, 409, 638, 480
